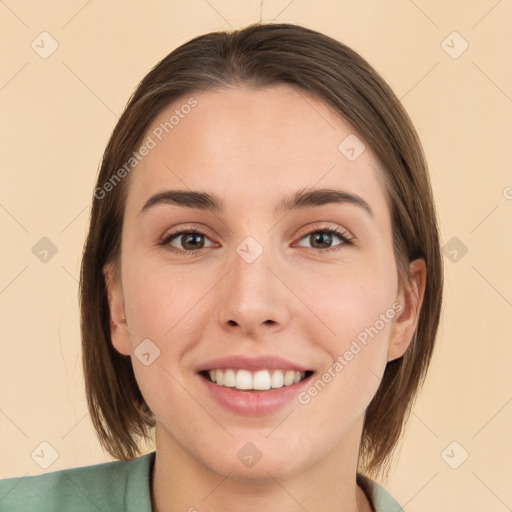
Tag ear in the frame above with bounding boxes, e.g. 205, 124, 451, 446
387, 258, 427, 362
103, 263, 132, 356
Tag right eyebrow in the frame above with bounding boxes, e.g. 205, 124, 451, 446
139, 190, 224, 216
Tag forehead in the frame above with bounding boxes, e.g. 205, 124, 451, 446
124, 84, 389, 222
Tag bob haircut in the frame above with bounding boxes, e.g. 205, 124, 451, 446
79, 22, 443, 479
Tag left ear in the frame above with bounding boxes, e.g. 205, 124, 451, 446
387, 258, 427, 362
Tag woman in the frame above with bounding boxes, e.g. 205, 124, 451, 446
0, 22, 443, 512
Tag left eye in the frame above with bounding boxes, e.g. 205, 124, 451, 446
296, 228, 352, 251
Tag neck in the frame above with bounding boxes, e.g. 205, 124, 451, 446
150, 418, 373, 512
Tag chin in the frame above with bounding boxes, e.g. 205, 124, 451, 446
197, 438, 312, 483
224, 457, 302, 483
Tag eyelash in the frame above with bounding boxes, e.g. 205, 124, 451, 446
158, 225, 353, 256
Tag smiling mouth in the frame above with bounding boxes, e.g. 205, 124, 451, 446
199, 368, 315, 392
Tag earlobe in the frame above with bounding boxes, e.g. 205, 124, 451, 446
387, 258, 427, 362
103, 263, 132, 357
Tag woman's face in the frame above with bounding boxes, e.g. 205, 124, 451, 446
106, 84, 421, 480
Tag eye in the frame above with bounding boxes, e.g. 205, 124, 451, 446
296, 226, 353, 253
160, 228, 216, 254
159, 225, 353, 255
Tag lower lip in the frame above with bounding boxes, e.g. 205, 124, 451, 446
197, 373, 314, 416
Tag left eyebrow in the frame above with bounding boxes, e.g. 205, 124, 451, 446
139, 187, 374, 219
274, 187, 373, 218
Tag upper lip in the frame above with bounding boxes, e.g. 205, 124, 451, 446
196, 354, 312, 373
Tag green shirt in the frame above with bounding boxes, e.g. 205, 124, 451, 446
0, 451, 404, 511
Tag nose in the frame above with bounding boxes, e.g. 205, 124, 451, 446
215, 242, 291, 338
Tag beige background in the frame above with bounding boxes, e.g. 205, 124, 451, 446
1, 0, 511, 510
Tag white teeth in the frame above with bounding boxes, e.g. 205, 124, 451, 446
271, 370, 284, 388
204, 369, 308, 391
223, 368, 236, 387
235, 369, 253, 390
253, 370, 271, 390
283, 370, 295, 386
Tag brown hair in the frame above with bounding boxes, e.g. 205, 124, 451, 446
80, 22, 443, 479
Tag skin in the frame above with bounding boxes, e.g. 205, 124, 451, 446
104, 84, 426, 512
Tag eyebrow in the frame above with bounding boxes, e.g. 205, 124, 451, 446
139, 187, 373, 218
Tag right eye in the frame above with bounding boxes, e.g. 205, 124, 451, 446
160, 228, 218, 253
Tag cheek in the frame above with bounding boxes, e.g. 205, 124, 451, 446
121, 257, 207, 345
302, 256, 397, 345
120, 261, 206, 423
299, 256, 397, 397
